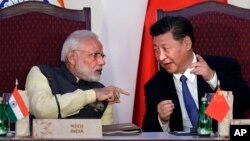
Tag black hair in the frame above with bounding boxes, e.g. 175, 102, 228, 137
150, 15, 194, 43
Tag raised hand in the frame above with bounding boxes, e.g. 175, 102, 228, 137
94, 86, 130, 104
190, 54, 215, 81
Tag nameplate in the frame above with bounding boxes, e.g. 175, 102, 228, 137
32, 119, 102, 139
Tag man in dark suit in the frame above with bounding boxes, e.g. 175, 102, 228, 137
142, 15, 250, 132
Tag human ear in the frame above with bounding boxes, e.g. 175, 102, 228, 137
183, 36, 192, 50
67, 51, 77, 65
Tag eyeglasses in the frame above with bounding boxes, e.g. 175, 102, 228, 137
73, 50, 106, 59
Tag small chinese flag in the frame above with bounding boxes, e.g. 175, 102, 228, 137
205, 87, 230, 122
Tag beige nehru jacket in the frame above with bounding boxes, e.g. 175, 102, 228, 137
25, 66, 113, 125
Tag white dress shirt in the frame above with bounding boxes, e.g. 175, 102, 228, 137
159, 53, 218, 131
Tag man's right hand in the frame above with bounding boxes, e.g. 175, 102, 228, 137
94, 86, 129, 104
157, 100, 175, 124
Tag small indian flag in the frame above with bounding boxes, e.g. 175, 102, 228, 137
5, 86, 29, 123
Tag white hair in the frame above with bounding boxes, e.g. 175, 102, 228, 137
60, 30, 99, 62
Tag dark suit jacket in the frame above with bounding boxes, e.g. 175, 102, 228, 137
142, 56, 250, 132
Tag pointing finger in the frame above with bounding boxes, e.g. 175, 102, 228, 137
116, 87, 130, 96
196, 54, 204, 62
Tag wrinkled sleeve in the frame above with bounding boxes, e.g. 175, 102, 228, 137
25, 66, 96, 118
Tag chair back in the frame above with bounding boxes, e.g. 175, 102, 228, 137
0, 1, 91, 94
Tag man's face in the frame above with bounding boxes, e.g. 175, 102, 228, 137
73, 38, 106, 82
152, 32, 192, 74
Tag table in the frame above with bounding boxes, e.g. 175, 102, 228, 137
0, 132, 229, 141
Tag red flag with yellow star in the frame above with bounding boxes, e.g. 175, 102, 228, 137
205, 87, 230, 122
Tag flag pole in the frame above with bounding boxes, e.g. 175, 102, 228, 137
217, 79, 220, 138
15, 78, 18, 87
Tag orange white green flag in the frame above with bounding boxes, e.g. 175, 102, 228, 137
205, 87, 230, 122
5, 86, 29, 123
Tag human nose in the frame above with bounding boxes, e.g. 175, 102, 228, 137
97, 57, 106, 65
158, 50, 167, 61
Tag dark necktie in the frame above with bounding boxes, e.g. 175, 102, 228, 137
180, 75, 198, 128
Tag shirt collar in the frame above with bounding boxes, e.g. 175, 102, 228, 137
173, 53, 197, 83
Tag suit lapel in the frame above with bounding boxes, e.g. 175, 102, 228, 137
197, 75, 214, 106
165, 73, 184, 131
